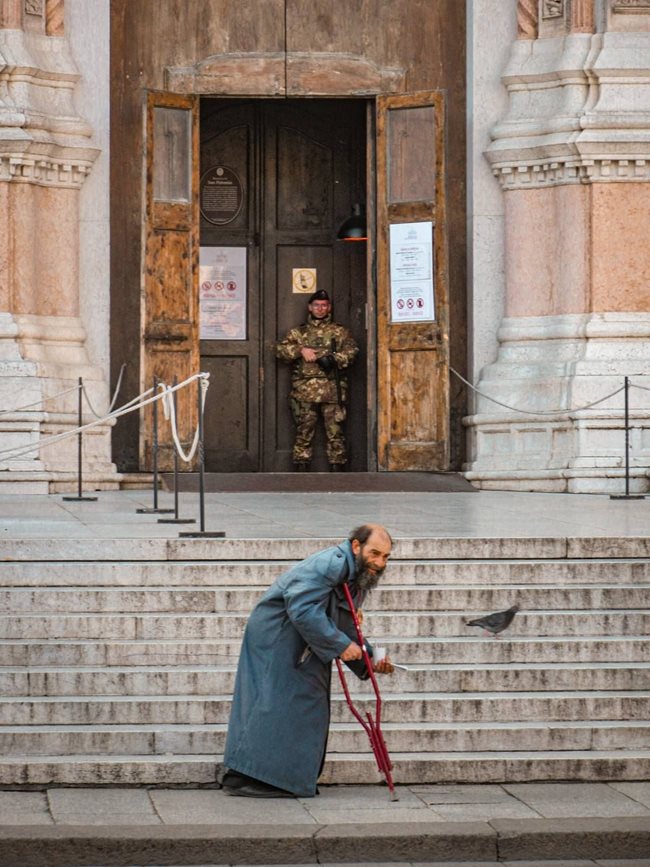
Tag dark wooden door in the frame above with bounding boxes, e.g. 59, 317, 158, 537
200, 101, 260, 471
200, 99, 367, 472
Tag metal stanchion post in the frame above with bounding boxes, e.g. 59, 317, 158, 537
158, 376, 195, 525
611, 376, 645, 500
137, 375, 174, 514
63, 377, 98, 502
180, 375, 225, 538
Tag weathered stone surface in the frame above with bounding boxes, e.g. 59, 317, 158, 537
0, 792, 52, 825
0, 824, 318, 867
47, 788, 160, 826
503, 782, 650, 818
314, 820, 496, 863
493, 816, 650, 860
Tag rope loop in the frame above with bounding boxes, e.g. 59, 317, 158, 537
451, 367, 627, 416
0, 373, 206, 467
159, 373, 210, 463
82, 363, 127, 419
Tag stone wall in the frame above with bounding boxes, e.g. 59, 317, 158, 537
465, 0, 650, 493
0, 0, 117, 491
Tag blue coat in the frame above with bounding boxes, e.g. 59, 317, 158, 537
223, 540, 370, 796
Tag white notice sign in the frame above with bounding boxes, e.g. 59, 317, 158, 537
199, 246, 247, 340
389, 222, 435, 323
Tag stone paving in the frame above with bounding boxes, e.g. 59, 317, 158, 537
2, 782, 649, 826
1, 490, 649, 864
1, 487, 650, 540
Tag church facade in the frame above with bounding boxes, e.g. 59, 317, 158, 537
0, 0, 648, 493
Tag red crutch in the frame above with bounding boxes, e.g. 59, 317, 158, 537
335, 581, 398, 801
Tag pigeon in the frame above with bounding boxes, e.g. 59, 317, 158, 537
465, 605, 520, 638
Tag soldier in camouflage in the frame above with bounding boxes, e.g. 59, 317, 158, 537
275, 290, 359, 471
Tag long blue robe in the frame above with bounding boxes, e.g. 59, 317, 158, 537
223, 539, 369, 796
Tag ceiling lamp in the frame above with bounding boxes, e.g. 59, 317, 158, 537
337, 203, 367, 242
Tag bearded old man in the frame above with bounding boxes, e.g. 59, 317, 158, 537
219, 524, 394, 798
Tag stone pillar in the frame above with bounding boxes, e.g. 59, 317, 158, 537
465, 0, 650, 493
0, 0, 117, 491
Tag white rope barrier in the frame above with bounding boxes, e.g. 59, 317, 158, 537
0, 373, 208, 466
82, 363, 127, 419
160, 376, 210, 463
0, 384, 80, 419
450, 367, 626, 416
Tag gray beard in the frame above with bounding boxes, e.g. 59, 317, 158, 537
355, 553, 383, 592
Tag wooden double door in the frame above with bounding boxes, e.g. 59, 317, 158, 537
199, 99, 368, 472
141, 91, 450, 474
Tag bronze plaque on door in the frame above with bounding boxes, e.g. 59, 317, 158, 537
200, 165, 244, 225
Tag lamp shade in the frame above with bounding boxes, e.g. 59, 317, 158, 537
337, 203, 367, 241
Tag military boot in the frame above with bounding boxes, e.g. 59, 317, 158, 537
295, 462, 310, 472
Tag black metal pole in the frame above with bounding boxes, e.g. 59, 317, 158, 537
179, 375, 225, 538
198, 376, 206, 533
158, 376, 194, 525
173, 425, 179, 519
137, 376, 173, 514
63, 377, 97, 502
624, 375, 630, 497
152, 375, 159, 510
76, 376, 82, 498
611, 375, 645, 500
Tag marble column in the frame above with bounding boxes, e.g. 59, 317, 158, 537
465, 0, 650, 493
0, 0, 117, 491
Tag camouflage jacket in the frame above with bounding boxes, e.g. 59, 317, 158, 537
275, 314, 359, 403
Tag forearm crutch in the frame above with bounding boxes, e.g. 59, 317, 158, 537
335, 581, 398, 801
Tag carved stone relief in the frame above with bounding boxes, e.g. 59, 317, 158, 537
542, 0, 565, 18
45, 0, 64, 35
24, 0, 44, 15
517, 0, 538, 38
613, 0, 650, 11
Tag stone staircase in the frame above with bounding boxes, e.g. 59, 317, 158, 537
0, 536, 649, 786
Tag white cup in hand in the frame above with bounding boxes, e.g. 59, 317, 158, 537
374, 646, 386, 663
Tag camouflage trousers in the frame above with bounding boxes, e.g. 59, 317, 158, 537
290, 400, 347, 465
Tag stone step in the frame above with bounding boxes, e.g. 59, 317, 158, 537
1, 609, 647, 639
2, 535, 650, 563
2, 583, 648, 613
1, 749, 649, 786
1, 635, 647, 666
1, 720, 648, 757
1, 691, 647, 726
4, 558, 650, 586
2, 662, 649, 697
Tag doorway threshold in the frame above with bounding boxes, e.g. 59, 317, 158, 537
160, 472, 476, 493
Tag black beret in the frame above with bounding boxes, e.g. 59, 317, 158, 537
308, 289, 330, 304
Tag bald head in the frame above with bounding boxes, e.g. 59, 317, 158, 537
348, 523, 393, 548
349, 524, 392, 587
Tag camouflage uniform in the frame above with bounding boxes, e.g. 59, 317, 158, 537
275, 313, 359, 466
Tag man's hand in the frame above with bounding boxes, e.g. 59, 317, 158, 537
301, 347, 317, 362
374, 656, 395, 675
340, 641, 362, 661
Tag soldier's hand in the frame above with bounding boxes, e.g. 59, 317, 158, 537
301, 347, 317, 362
340, 641, 363, 661
356, 609, 364, 626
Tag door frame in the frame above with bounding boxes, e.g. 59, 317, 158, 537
197, 96, 375, 473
